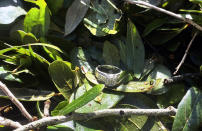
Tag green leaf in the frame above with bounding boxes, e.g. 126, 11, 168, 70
83, 0, 122, 36
146, 64, 171, 95
0, 46, 50, 65
48, 60, 75, 99
24, 0, 50, 40
0, 88, 55, 101
157, 83, 185, 108
114, 94, 165, 131
85, 71, 99, 85
113, 80, 154, 93
103, 41, 120, 66
65, 0, 90, 36
143, 18, 167, 37
119, 20, 145, 78
51, 84, 105, 116
0, 0, 26, 24
0, 66, 22, 82
71, 83, 124, 113
10, 30, 38, 44
47, 125, 74, 131
70, 47, 95, 72
190, 0, 202, 6
172, 87, 202, 131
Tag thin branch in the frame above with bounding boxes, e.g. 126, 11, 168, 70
125, 0, 202, 31
0, 81, 33, 122
14, 107, 177, 131
43, 100, 51, 117
173, 32, 198, 74
0, 116, 22, 129
164, 73, 201, 85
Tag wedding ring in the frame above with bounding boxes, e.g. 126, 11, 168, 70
95, 65, 122, 87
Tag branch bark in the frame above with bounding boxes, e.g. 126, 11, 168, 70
0, 81, 33, 121
14, 107, 177, 131
125, 0, 202, 31
164, 73, 201, 85
173, 32, 198, 74
0, 116, 22, 129
44, 99, 51, 117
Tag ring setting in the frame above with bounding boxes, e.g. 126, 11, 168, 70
95, 65, 122, 87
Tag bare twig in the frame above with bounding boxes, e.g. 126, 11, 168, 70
14, 107, 176, 131
0, 116, 22, 129
164, 73, 201, 85
125, 0, 202, 31
174, 32, 198, 74
0, 81, 33, 121
44, 100, 51, 117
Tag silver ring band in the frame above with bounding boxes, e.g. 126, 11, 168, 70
95, 65, 122, 87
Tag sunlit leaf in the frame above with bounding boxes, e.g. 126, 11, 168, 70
114, 80, 154, 93
146, 64, 171, 95
70, 83, 124, 113
70, 47, 95, 72
0, 0, 26, 24
172, 87, 202, 131
24, 0, 50, 40
83, 0, 122, 36
0, 66, 22, 82
48, 60, 75, 99
51, 84, 105, 116
65, 0, 90, 36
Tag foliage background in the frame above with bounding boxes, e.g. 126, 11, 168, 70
0, 0, 202, 130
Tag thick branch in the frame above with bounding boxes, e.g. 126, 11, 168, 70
0, 116, 22, 129
125, 0, 202, 31
164, 73, 201, 85
0, 81, 33, 121
15, 107, 176, 131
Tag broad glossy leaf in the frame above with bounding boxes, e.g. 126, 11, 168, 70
157, 83, 185, 108
0, 0, 26, 24
24, 0, 50, 39
65, 0, 90, 36
143, 18, 167, 37
103, 41, 120, 66
0, 66, 22, 82
0, 88, 55, 101
146, 64, 171, 95
140, 58, 156, 80
10, 30, 38, 44
70, 47, 95, 72
114, 80, 154, 93
85, 71, 99, 85
83, 0, 122, 36
51, 84, 105, 116
0, 46, 50, 65
119, 20, 145, 78
70, 83, 124, 113
172, 87, 202, 131
48, 60, 75, 99
114, 94, 165, 131
47, 125, 73, 131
